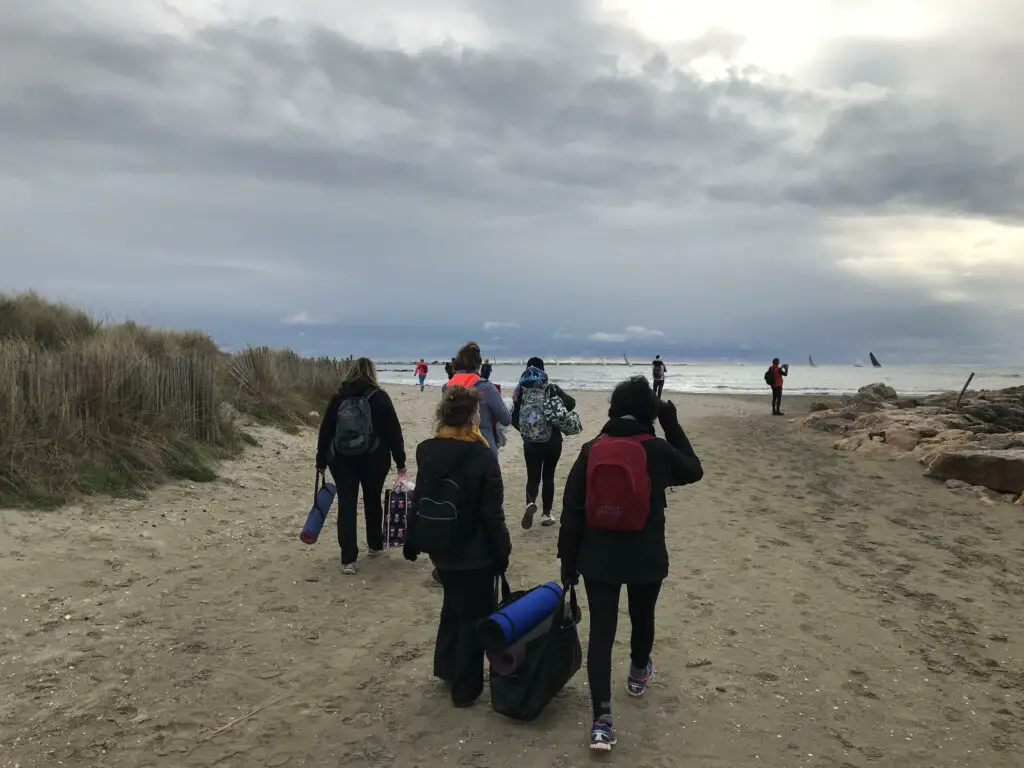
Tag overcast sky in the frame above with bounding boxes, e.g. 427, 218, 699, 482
1, 1, 1022, 363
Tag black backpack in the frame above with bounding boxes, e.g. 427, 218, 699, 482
332, 389, 380, 457
408, 459, 474, 555
764, 368, 774, 387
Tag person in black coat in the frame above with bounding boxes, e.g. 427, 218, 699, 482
557, 375, 703, 752
316, 358, 407, 575
511, 357, 577, 528
403, 385, 512, 707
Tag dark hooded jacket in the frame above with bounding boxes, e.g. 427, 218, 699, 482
315, 378, 407, 471
557, 414, 703, 584
405, 436, 512, 571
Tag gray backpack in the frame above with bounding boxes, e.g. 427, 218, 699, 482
332, 389, 380, 457
519, 386, 553, 443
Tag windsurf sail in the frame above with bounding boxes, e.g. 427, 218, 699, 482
869, 352, 882, 368
623, 354, 631, 366
808, 354, 817, 368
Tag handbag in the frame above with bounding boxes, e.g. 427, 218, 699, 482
488, 576, 583, 722
541, 390, 583, 436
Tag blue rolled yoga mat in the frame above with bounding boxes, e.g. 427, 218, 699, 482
300, 476, 337, 545
478, 581, 563, 653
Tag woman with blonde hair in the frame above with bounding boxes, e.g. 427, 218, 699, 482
404, 385, 511, 707
316, 357, 407, 574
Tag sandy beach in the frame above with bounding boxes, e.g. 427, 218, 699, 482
2, 384, 1023, 767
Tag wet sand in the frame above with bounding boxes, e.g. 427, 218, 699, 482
2, 386, 1023, 767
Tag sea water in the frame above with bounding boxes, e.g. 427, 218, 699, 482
376, 363, 1024, 397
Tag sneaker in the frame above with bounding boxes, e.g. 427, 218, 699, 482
540, 513, 556, 527
626, 659, 654, 697
368, 549, 382, 558
522, 502, 537, 530
590, 717, 617, 751
342, 561, 358, 575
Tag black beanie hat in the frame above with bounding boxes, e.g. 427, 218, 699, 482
526, 356, 545, 370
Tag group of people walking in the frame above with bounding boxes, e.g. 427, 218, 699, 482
314, 341, 704, 751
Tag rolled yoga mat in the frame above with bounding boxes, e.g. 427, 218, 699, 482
478, 581, 563, 652
487, 613, 556, 676
300, 478, 337, 544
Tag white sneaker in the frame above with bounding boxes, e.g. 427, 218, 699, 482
342, 561, 358, 575
368, 549, 382, 558
540, 513, 556, 527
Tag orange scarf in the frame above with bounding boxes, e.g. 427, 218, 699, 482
436, 425, 489, 446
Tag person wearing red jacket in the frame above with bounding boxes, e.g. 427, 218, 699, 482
768, 358, 789, 415
414, 359, 429, 391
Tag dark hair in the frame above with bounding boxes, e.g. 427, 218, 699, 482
772, 358, 780, 365
436, 385, 481, 430
526, 356, 545, 370
454, 341, 483, 372
609, 375, 657, 424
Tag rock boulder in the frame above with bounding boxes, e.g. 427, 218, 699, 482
924, 448, 1024, 495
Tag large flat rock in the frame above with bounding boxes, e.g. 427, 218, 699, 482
924, 448, 1024, 495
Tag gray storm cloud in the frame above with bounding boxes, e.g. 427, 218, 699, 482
0, 0, 1021, 361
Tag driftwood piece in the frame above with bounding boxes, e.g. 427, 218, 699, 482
955, 372, 976, 410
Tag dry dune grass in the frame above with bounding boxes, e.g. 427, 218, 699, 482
0, 292, 349, 507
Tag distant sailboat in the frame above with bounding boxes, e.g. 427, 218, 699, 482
808, 354, 817, 368
623, 354, 631, 366
869, 352, 882, 368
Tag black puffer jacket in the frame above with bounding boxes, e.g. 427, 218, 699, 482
557, 414, 703, 584
406, 436, 512, 572
315, 378, 406, 470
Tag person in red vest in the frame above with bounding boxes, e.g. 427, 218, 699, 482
767, 358, 789, 415
557, 375, 703, 752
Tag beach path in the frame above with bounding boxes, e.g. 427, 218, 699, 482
2, 387, 1023, 767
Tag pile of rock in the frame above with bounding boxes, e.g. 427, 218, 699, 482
796, 383, 1024, 505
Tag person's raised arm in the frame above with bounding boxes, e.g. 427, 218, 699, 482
655, 400, 703, 486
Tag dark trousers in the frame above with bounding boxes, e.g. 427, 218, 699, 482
434, 567, 498, 706
584, 578, 662, 718
771, 386, 783, 413
653, 378, 665, 398
330, 453, 390, 564
524, 437, 562, 513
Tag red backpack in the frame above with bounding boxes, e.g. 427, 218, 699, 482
585, 433, 654, 531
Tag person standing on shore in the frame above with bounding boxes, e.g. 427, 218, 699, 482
766, 358, 789, 415
480, 359, 493, 381
557, 375, 703, 752
651, 355, 668, 399
442, 342, 510, 455
315, 357, 408, 575
445, 358, 456, 380
403, 385, 512, 707
414, 359, 429, 391
511, 357, 576, 529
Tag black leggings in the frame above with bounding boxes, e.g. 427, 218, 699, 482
584, 578, 663, 718
524, 438, 562, 513
653, 379, 665, 399
771, 386, 783, 413
330, 455, 390, 564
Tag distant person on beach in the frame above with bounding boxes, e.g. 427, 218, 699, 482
765, 358, 789, 416
511, 357, 577, 529
442, 342, 510, 455
403, 384, 512, 707
480, 359, 493, 381
558, 375, 703, 752
414, 359, 429, 391
445, 358, 456, 380
651, 355, 667, 399
315, 357, 407, 575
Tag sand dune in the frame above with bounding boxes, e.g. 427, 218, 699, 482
2, 386, 1023, 766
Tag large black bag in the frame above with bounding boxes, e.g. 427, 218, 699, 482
488, 577, 583, 722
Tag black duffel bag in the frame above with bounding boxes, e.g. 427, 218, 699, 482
488, 576, 583, 722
